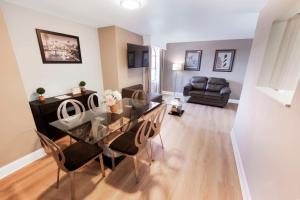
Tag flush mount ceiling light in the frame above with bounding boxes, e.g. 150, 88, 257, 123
120, 0, 141, 10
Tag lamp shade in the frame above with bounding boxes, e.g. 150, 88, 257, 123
172, 63, 183, 71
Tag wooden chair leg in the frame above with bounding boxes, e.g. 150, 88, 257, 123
146, 143, 152, 165
69, 172, 75, 200
56, 167, 60, 188
133, 155, 139, 183
158, 133, 164, 149
99, 154, 105, 177
149, 140, 154, 161
110, 150, 115, 170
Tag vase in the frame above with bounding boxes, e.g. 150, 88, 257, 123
80, 87, 86, 93
110, 102, 120, 113
39, 95, 45, 102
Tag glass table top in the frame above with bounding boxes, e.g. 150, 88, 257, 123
49, 98, 160, 144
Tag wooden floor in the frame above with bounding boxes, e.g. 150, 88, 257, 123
0, 103, 242, 200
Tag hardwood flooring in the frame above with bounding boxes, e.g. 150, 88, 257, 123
0, 103, 242, 200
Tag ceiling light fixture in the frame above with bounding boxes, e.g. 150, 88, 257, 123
120, 0, 141, 10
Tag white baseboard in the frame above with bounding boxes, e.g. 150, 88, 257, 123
0, 148, 45, 180
230, 130, 252, 200
229, 99, 240, 104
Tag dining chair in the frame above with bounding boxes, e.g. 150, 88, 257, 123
57, 99, 85, 144
87, 93, 99, 111
108, 114, 155, 183
57, 99, 85, 122
130, 104, 167, 159
36, 131, 105, 200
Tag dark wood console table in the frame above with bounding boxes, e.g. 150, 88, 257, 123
29, 90, 96, 141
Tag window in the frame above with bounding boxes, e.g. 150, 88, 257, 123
150, 47, 161, 93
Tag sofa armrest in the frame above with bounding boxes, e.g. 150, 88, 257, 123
183, 84, 193, 96
220, 87, 231, 96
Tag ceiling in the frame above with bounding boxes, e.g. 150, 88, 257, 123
4, 0, 267, 47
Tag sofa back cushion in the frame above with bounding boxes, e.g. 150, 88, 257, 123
122, 84, 144, 98
206, 77, 228, 92
190, 76, 208, 90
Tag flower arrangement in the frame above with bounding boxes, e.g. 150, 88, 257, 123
102, 90, 122, 107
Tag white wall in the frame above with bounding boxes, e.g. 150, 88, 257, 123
233, 0, 300, 199
1, 2, 104, 101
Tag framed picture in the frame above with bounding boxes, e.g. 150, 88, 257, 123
127, 51, 135, 68
36, 29, 82, 64
142, 51, 149, 67
184, 50, 202, 71
213, 49, 236, 72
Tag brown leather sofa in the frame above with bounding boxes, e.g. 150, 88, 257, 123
121, 84, 163, 103
183, 76, 231, 108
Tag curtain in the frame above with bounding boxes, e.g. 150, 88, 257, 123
158, 49, 166, 93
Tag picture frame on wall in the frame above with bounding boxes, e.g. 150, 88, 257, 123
127, 51, 135, 68
184, 50, 202, 71
36, 29, 82, 64
213, 49, 236, 72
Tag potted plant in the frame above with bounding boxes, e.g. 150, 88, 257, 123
102, 90, 122, 113
36, 87, 46, 102
79, 81, 86, 93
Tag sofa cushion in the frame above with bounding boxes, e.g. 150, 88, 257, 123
206, 77, 227, 92
204, 91, 223, 100
189, 90, 205, 97
190, 76, 208, 90
122, 84, 144, 98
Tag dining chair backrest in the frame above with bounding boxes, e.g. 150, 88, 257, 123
152, 104, 167, 134
134, 114, 155, 151
35, 131, 68, 172
131, 90, 148, 101
87, 93, 99, 110
57, 99, 85, 122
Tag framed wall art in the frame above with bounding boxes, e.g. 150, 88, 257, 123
213, 49, 236, 72
36, 29, 82, 64
184, 50, 202, 71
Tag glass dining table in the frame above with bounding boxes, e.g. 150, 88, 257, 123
49, 98, 161, 167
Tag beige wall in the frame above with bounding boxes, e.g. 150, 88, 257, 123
115, 26, 144, 89
98, 26, 144, 91
233, 0, 300, 199
0, 8, 40, 167
164, 39, 252, 100
98, 26, 119, 90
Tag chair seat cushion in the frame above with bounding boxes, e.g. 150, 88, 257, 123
130, 121, 155, 138
109, 131, 138, 155
63, 141, 103, 171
